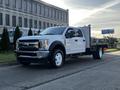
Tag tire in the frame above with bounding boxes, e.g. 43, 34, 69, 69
93, 48, 103, 59
20, 62, 31, 66
49, 49, 64, 68
17, 57, 31, 66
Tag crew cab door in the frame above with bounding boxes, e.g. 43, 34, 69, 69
75, 28, 86, 53
65, 28, 86, 54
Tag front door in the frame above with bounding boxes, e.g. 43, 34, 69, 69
65, 28, 76, 54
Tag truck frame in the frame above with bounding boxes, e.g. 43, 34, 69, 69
15, 25, 107, 68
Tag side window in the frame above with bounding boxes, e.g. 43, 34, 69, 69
65, 28, 75, 38
76, 29, 83, 37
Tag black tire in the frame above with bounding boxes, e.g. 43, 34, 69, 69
49, 49, 64, 68
93, 48, 103, 59
20, 62, 31, 66
17, 57, 31, 66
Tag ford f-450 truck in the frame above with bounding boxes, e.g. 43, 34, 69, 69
15, 25, 107, 68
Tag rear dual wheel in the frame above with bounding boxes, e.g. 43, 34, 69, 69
93, 48, 104, 59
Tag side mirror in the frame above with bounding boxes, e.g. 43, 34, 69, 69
66, 33, 72, 38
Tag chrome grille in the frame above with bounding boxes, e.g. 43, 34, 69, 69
18, 40, 39, 51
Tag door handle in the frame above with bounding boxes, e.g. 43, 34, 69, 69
83, 40, 85, 42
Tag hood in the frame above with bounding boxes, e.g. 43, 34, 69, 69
18, 35, 63, 41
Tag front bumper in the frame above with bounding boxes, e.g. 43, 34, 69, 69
15, 50, 50, 63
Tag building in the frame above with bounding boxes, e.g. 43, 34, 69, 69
0, 0, 69, 34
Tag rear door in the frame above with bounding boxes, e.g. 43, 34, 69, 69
74, 28, 86, 53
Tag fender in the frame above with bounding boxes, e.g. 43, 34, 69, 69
49, 41, 66, 53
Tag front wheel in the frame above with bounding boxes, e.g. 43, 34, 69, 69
93, 48, 104, 59
49, 49, 64, 68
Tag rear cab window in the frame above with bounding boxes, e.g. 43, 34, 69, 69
75, 28, 83, 37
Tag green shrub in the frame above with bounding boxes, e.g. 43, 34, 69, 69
0, 37, 1, 50
28, 28, 33, 36
13, 26, 21, 49
1, 27, 10, 51
38, 29, 41, 35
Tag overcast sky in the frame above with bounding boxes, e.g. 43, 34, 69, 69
43, 0, 120, 37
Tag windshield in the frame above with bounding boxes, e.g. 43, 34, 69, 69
40, 27, 66, 35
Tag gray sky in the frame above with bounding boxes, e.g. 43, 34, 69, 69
43, 0, 120, 37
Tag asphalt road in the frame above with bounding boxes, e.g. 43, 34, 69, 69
0, 51, 120, 90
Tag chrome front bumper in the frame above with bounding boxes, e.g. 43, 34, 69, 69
15, 50, 49, 59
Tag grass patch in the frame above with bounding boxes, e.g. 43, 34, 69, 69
105, 48, 120, 52
0, 51, 16, 64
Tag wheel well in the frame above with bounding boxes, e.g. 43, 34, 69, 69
51, 45, 66, 56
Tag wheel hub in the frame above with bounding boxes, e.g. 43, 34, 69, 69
99, 49, 103, 58
55, 53, 63, 66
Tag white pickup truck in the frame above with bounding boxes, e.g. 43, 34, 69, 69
15, 25, 107, 67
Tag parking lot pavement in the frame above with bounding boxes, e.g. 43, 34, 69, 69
29, 52, 120, 90
0, 51, 120, 90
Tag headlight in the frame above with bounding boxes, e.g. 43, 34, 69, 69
40, 39, 49, 50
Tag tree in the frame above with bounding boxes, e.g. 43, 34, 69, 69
1, 27, 10, 51
13, 26, 21, 49
37, 29, 41, 35
28, 28, 33, 36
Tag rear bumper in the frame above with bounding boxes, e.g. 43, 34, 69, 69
15, 50, 50, 63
